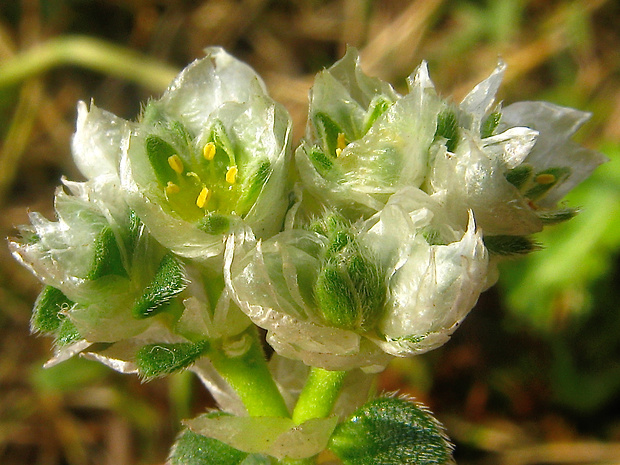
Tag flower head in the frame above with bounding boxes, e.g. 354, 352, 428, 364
228, 189, 488, 370
121, 47, 292, 261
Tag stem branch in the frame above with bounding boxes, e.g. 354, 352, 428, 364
208, 331, 289, 418
292, 367, 347, 425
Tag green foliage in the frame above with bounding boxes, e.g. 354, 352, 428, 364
132, 253, 187, 318
505, 164, 533, 190
480, 111, 501, 138
197, 213, 230, 235
483, 235, 540, 256
314, 111, 343, 158
146, 134, 179, 185
168, 429, 250, 465
237, 159, 272, 216
55, 318, 81, 346
31, 286, 73, 334
86, 226, 128, 279
329, 396, 453, 465
136, 341, 209, 380
434, 109, 459, 152
312, 215, 386, 331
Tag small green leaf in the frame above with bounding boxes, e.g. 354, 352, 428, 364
347, 253, 385, 330
329, 396, 454, 465
146, 134, 179, 185
168, 429, 249, 465
434, 110, 459, 152
136, 340, 209, 379
31, 286, 74, 334
314, 112, 344, 157
55, 318, 81, 347
308, 146, 334, 174
480, 111, 501, 138
315, 265, 358, 329
506, 164, 533, 190
210, 119, 236, 164
363, 95, 393, 134
87, 226, 127, 280
525, 167, 572, 201
538, 207, 579, 225
484, 235, 541, 256
132, 253, 187, 319
197, 213, 230, 235
237, 160, 271, 216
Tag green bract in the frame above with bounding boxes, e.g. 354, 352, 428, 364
121, 47, 292, 261
228, 189, 488, 370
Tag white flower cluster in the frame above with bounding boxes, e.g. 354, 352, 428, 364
11, 47, 605, 375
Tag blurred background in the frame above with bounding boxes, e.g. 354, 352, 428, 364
1, 1, 619, 464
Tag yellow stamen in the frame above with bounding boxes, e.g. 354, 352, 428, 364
335, 148, 343, 157
226, 165, 238, 184
203, 142, 216, 161
165, 182, 180, 195
168, 154, 184, 174
337, 132, 346, 151
196, 186, 211, 208
535, 173, 556, 185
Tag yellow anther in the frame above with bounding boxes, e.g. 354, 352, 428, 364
168, 154, 184, 174
203, 142, 216, 161
165, 182, 180, 195
196, 186, 211, 208
226, 165, 238, 184
337, 132, 347, 151
335, 148, 343, 158
535, 173, 556, 185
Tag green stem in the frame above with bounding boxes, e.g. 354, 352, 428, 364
208, 330, 289, 418
292, 367, 347, 425
0, 35, 177, 91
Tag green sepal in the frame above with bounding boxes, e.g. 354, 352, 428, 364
315, 265, 358, 329
363, 95, 393, 134
538, 207, 579, 225
86, 226, 128, 280
480, 111, 501, 138
308, 146, 334, 174
55, 318, 81, 347
314, 111, 344, 158
210, 119, 236, 164
146, 134, 179, 185
136, 340, 209, 380
168, 429, 250, 465
197, 213, 231, 235
483, 235, 541, 256
434, 110, 459, 152
236, 160, 271, 216
313, 215, 386, 331
132, 253, 187, 319
505, 164, 533, 190
329, 396, 454, 465
525, 167, 572, 201
31, 286, 74, 334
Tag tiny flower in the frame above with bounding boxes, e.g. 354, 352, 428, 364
427, 63, 608, 237
120, 47, 292, 261
227, 189, 488, 370
296, 48, 442, 219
